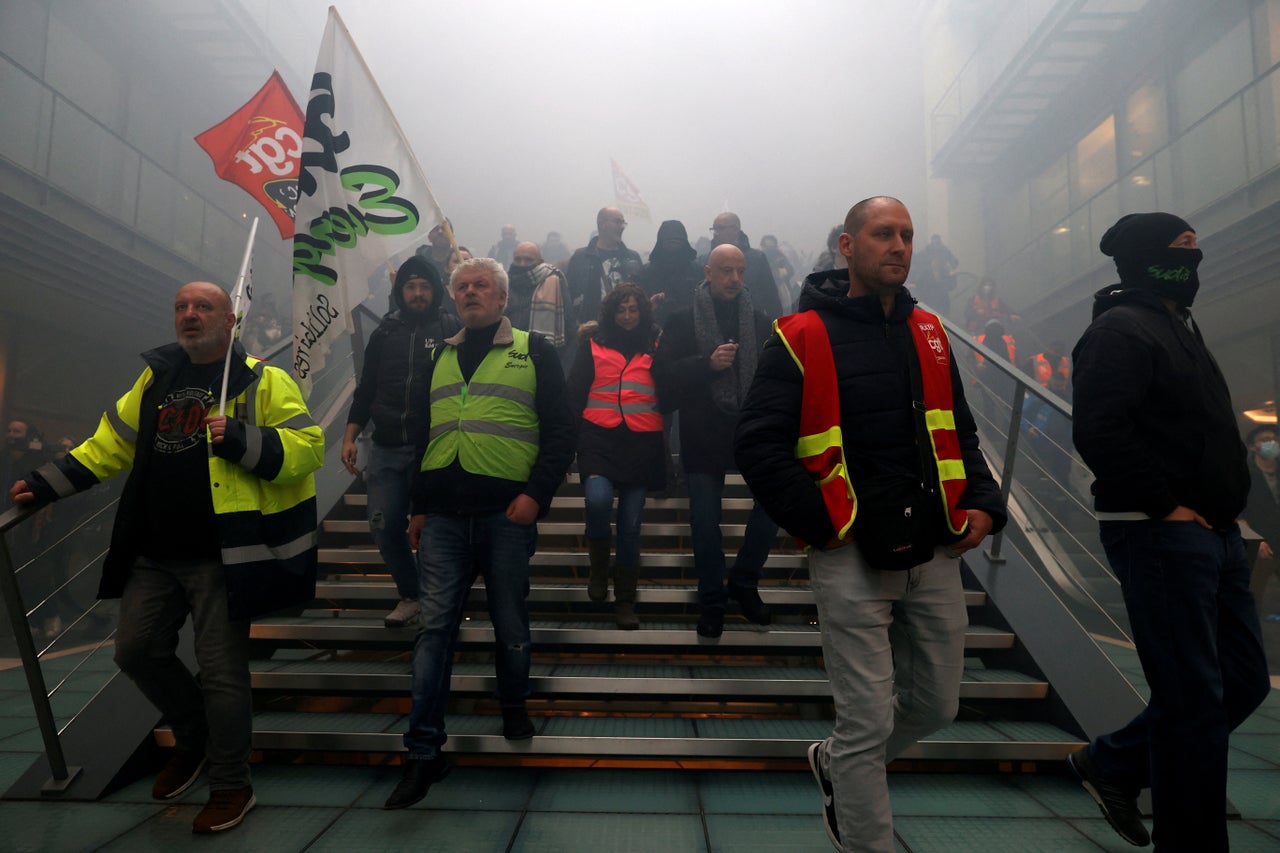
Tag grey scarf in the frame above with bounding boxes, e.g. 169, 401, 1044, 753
693, 282, 758, 415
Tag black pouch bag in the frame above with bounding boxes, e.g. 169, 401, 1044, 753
851, 472, 938, 571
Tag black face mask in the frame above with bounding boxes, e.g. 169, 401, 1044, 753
1117, 248, 1203, 308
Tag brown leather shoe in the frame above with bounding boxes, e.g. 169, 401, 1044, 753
151, 750, 206, 800
192, 787, 256, 834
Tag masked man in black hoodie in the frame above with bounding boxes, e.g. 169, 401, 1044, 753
1067, 212, 1269, 851
342, 256, 461, 628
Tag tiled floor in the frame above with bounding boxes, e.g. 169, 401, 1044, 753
0, 689, 1277, 851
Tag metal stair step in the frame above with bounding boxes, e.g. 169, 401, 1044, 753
310, 579, 987, 608
156, 713, 1079, 760
249, 614, 1016, 650
323, 519, 780, 538
319, 548, 810, 569
342, 494, 757, 512
248, 658, 1048, 700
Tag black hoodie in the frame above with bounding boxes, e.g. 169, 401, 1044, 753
1071, 285, 1248, 528
346, 256, 461, 447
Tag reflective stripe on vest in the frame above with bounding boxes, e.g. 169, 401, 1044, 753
582, 339, 662, 432
774, 308, 970, 546
908, 310, 970, 537
422, 328, 540, 481
1034, 353, 1069, 387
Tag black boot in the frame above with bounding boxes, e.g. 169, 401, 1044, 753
586, 537, 611, 602
729, 583, 772, 625
384, 755, 452, 809
502, 705, 536, 740
613, 564, 640, 630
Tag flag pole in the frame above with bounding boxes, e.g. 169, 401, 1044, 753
220, 216, 259, 415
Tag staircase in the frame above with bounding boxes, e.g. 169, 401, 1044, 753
154, 473, 1084, 766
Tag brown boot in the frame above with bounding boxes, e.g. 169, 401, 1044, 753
587, 537, 611, 602
613, 564, 640, 630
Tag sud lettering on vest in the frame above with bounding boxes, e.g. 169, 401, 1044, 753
581, 339, 662, 432
422, 328, 541, 481
774, 307, 969, 565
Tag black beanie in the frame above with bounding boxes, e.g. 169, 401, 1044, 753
394, 255, 442, 290
1099, 212, 1193, 259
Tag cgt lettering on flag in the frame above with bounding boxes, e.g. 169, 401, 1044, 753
195, 71, 304, 239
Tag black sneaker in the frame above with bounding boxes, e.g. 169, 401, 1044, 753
1067, 746, 1150, 847
502, 707, 536, 740
384, 756, 452, 809
729, 584, 772, 625
696, 607, 725, 639
808, 742, 840, 851
152, 749, 206, 800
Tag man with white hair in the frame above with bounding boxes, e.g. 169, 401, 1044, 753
385, 257, 576, 809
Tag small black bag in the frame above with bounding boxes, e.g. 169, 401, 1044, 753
851, 473, 938, 571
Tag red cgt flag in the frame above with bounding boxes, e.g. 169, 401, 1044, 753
195, 70, 304, 239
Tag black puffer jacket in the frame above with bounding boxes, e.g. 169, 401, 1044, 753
346, 256, 461, 447
735, 270, 1006, 547
1072, 285, 1248, 528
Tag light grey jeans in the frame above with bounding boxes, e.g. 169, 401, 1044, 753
113, 558, 252, 790
809, 545, 967, 853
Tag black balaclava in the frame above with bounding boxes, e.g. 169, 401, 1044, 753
1099, 212, 1202, 308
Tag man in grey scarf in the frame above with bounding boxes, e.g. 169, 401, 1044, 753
652, 244, 779, 638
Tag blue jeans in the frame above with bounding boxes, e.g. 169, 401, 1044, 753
365, 443, 420, 600
582, 475, 646, 566
404, 512, 536, 758
687, 472, 778, 610
113, 558, 252, 790
1090, 521, 1268, 852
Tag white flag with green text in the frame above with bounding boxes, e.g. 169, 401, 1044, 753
291, 6, 445, 393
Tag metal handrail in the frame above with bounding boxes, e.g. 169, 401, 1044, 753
0, 504, 80, 791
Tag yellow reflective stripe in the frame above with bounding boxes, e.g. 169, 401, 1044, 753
775, 322, 805, 375
925, 409, 955, 431
937, 459, 966, 481
795, 426, 842, 459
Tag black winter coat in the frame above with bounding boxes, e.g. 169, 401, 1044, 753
566, 324, 666, 490
734, 271, 1006, 547
652, 297, 773, 475
1071, 285, 1248, 528
347, 275, 461, 447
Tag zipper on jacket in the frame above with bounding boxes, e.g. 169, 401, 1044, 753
401, 327, 416, 445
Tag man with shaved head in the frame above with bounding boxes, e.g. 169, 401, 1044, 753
506, 241, 569, 352
652, 243, 779, 639
736, 197, 1005, 851
8, 280, 323, 834
701, 211, 785, 319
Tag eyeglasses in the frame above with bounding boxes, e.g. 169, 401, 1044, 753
603, 217, 627, 226
711, 224, 736, 231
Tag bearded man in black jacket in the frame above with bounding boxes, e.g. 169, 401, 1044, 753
1067, 212, 1269, 851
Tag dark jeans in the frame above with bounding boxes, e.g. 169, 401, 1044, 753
113, 558, 252, 790
404, 512, 536, 759
687, 471, 778, 610
582, 475, 646, 566
365, 443, 419, 600
1091, 520, 1269, 852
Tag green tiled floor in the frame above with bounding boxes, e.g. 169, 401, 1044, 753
0, 685, 1277, 850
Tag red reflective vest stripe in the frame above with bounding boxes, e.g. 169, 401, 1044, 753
775, 308, 970, 547
1034, 353, 1069, 386
582, 339, 663, 432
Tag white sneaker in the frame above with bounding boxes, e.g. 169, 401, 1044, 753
384, 598, 420, 628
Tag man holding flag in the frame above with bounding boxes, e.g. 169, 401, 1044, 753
7, 275, 323, 834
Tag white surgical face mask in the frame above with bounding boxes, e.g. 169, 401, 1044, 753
1259, 439, 1280, 461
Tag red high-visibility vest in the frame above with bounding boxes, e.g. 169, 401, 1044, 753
774, 307, 970, 547
582, 339, 663, 432
1034, 352, 1069, 387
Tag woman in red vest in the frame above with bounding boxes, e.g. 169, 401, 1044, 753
566, 283, 665, 628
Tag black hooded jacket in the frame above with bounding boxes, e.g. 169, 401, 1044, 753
639, 220, 701, 325
735, 270, 1006, 547
1071, 285, 1248, 528
347, 256, 461, 447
